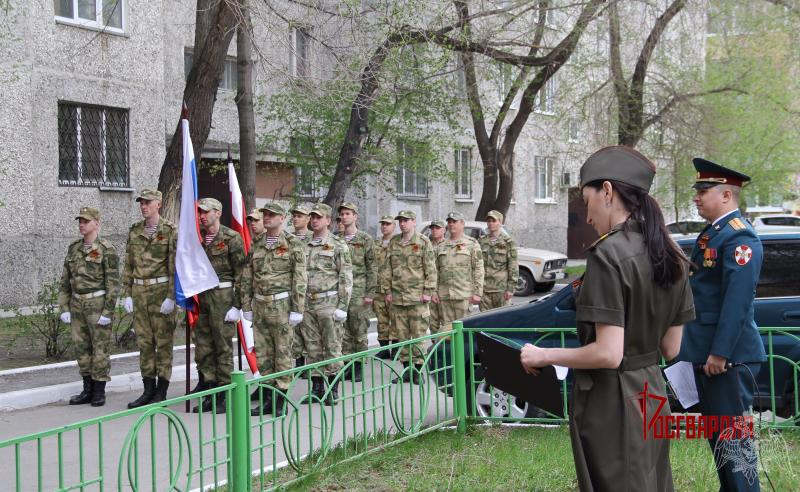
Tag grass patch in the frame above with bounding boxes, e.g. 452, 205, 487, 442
286, 425, 800, 491
564, 265, 586, 278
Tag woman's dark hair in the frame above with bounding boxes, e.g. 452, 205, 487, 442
584, 179, 688, 289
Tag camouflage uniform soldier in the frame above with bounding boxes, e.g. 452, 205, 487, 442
241, 202, 307, 416
58, 207, 120, 407
337, 202, 376, 382
384, 210, 437, 384
192, 198, 247, 413
427, 220, 447, 334
373, 215, 397, 359
432, 212, 484, 333
121, 189, 178, 409
301, 203, 352, 405
289, 205, 311, 366
478, 210, 518, 311
246, 208, 264, 247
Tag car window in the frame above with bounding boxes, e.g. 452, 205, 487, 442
762, 217, 800, 226
757, 239, 800, 298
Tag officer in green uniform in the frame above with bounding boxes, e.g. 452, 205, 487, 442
58, 207, 120, 407
121, 189, 178, 408
191, 198, 247, 413
478, 210, 518, 311
427, 220, 446, 334
290, 204, 311, 366
337, 202, 376, 382
520, 146, 694, 492
374, 215, 397, 358
241, 202, 307, 416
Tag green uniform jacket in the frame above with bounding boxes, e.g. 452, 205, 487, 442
241, 231, 307, 313
305, 233, 353, 312
58, 237, 121, 318
120, 218, 177, 299
202, 225, 247, 308
344, 230, 376, 299
478, 233, 518, 294
374, 237, 393, 295
436, 236, 484, 300
384, 231, 437, 305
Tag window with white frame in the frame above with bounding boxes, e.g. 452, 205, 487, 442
184, 50, 238, 90
534, 156, 555, 200
58, 101, 129, 187
534, 76, 556, 114
396, 143, 428, 198
54, 0, 124, 32
291, 27, 311, 78
454, 147, 472, 199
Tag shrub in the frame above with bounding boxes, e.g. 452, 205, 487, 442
13, 280, 72, 360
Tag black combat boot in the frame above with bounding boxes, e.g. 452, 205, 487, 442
324, 375, 339, 406
412, 364, 424, 385
392, 362, 409, 384
251, 388, 274, 416
90, 381, 106, 407
193, 382, 217, 413
391, 340, 401, 359
151, 377, 170, 403
128, 377, 156, 409
377, 340, 392, 360
69, 376, 93, 405
273, 392, 287, 417
300, 377, 325, 404
342, 365, 353, 381
190, 373, 207, 394
353, 362, 363, 383
296, 356, 308, 379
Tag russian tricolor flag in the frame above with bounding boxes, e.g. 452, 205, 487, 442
175, 107, 219, 313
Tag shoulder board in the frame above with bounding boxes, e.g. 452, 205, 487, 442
98, 238, 115, 249
728, 217, 747, 231
69, 238, 83, 247
586, 228, 620, 252
130, 220, 144, 231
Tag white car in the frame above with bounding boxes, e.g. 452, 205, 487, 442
418, 220, 568, 296
751, 214, 800, 231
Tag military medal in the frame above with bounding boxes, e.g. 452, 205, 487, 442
703, 248, 717, 267
734, 245, 752, 265
698, 234, 709, 250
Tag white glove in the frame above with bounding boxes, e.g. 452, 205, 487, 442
242, 311, 253, 322
160, 298, 175, 315
123, 297, 134, 313
60, 312, 71, 324
333, 309, 348, 322
289, 312, 303, 327
224, 307, 240, 322
97, 315, 112, 326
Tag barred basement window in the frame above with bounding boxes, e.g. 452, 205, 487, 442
58, 102, 129, 188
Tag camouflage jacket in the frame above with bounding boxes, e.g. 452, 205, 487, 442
241, 230, 307, 313
383, 232, 437, 305
436, 236, 484, 300
343, 230, 376, 299
478, 233, 519, 293
58, 237, 121, 317
202, 225, 247, 307
305, 233, 353, 311
121, 218, 177, 298
374, 236, 393, 295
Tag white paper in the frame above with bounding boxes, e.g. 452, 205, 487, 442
240, 314, 255, 350
663, 361, 699, 409
554, 365, 568, 381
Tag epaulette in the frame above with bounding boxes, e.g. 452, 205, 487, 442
585, 228, 620, 252
98, 238, 115, 249
728, 217, 747, 231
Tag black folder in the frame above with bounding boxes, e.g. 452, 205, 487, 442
475, 332, 564, 416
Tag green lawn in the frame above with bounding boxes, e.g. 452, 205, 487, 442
286, 425, 800, 491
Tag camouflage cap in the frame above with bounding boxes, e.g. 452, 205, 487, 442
135, 188, 162, 202
486, 210, 504, 222
446, 211, 465, 222
378, 215, 395, 224
310, 203, 333, 217
395, 210, 416, 220
261, 202, 286, 215
246, 208, 263, 220
290, 205, 311, 215
197, 197, 222, 212
338, 202, 359, 214
430, 219, 446, 229
75, 206, 100, 221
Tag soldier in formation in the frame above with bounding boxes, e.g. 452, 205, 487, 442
478, 210, 518, 311
246, 208, 264, 246
427, 219, 447, 334
290, 205, 311, 366
58, 207, 120, 407
373, 215, 397, 358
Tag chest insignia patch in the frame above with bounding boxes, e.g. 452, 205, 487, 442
412, 244, 419, 253
216, 241, 226, 250
734, 245, 752, 266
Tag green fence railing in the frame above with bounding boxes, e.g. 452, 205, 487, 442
1, 322, 797, 491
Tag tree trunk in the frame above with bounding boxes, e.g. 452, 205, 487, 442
236, 0, 256, 211
158, 1, 238, 221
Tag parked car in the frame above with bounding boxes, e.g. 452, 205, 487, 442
418, 220, 568, 295
752, 214, 800, 231
429, 231, 800, 420
666, 220, 706, 240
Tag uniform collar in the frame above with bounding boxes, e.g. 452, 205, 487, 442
711, 208, 740, 228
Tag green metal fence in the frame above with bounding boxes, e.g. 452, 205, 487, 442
1, 322, 797, 491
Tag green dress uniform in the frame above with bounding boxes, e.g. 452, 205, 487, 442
570, 220, 695, 492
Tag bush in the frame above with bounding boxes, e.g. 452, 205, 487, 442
13, 280, 72, 360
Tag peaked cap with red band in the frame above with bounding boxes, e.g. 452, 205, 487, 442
692, 157, 751, 190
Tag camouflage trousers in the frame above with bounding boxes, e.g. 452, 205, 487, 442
194, 287, 235, 385
373, 297, 396, 341
253, 296, 294, 391
393, 303, 430, 365
292, 324, 306, 359
132, 283, 176, 380
342, 300, 372, 355
429, 299, 444, 335
69, 295, 112, 381
480, 292, 510, 311
432, 299, 469, 334
300, 296, 342, 376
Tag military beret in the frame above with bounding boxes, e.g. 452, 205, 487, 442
75, 206, 100, 221
338, 202, 359, 214
246, 208, 263, 220
486, 210, 504, 222
379, 215, 394, 224
395, 210, 416, 220
579, 146, 656, 192
261, 202, 286, 215
310, 203, 332, 217
430, 219, 446, 229
197, 197, 222, 212
446, 211, 465, 222
135, 188, 162, 202
692, 158, 751, 189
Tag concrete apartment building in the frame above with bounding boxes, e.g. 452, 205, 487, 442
0, 1, 705, 308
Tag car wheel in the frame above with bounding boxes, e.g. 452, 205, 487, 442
515, 269, 534, 297
533, 280, 555, 293
474, 381, 529, 419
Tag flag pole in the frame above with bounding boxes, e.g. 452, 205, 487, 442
183, 101, 191, 414
230, 144, 243, 373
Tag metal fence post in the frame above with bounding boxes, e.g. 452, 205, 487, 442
230, 371, 249, 491
452, 320, 468, 433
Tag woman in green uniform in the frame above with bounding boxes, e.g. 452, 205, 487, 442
521, 146, 695, 492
